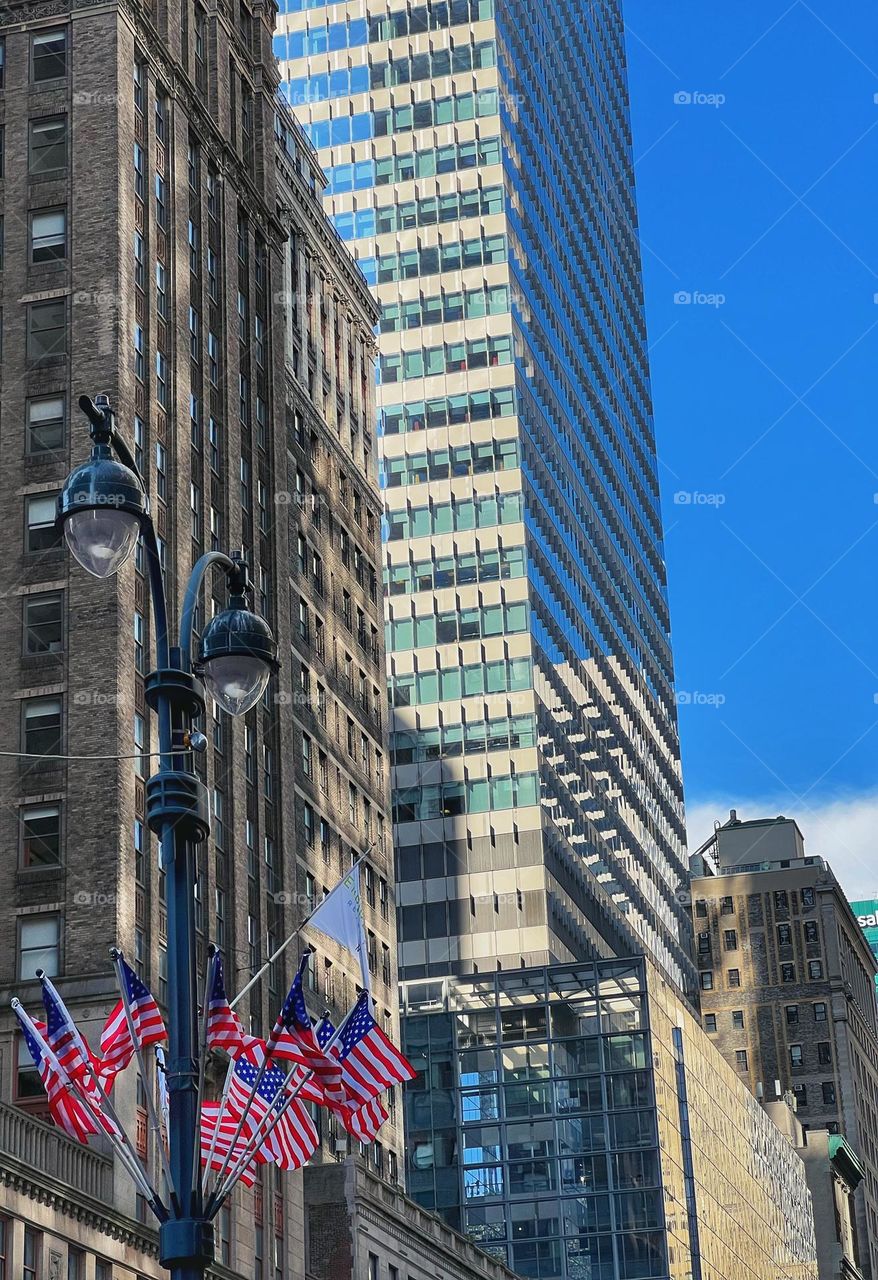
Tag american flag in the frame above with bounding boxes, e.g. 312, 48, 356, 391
325, 993, 415, 1104
200, 1102, 259, 1187
40, 978, 116, 1118
218, 1055, 318, 1175
206, 953, 246, 1055
101, 958, 166, 1075
16, 1011, 99, 1145
269, 957, 345, 1105
340, 1096, 389, 1144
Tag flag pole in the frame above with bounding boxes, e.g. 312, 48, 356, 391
110, 948, 179, 1210
191, 946, 217, 1196
230, 850, 373, 1010
11, 999, 166, 1218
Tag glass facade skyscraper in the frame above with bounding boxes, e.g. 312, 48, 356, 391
276, 0, 695, 1000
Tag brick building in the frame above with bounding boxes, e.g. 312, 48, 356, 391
0, 0, 395, 1273
691, 812, 878, 1280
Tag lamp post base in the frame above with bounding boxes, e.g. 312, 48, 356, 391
159, 1220, 215, 1275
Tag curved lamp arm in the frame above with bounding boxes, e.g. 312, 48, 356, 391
179, 551, 244, 673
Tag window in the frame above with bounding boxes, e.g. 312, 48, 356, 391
727, 969, 740, 988
697, 931, 710, 954
27, 299, 66, 359
29, 116, 67, 173
155, 442, 167, 499
694, 899, 707, 917
24, 591, 62, 653
808, 960, 824, 980
785, 1005, 799, 1025
813, 1002, 827, 1022
27, 394, 64, 453
817, 1042, 832, 1066
781, 963, 796, 982
822, 1081, 836, 1105
33, 28, 67, 80
699, 971, 713, 990
23, 697, 61, 756
720, 896, 734, 915
368, 1255, 378, 1280
723, 929, 737, 950
704, 1013, 716, 1032
20, 915, 60, 979
789, 1044, 803, 1068
30, 209, 66, 263
21, 804, 61, 867
67, 1246, 84, 1280
27, 493, 61, 552
777, 923, 791, 945
94, 1262, 111, 1280
804, 920, 819, 943
734, 1049, 748, 1072
731, 1010, 744, 1030
801, 887, 815, 907
134, 714, 148, 779
774, 890, 788, 912
792, 1084, 807, 1107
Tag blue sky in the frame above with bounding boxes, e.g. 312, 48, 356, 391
624, 2, 878, 890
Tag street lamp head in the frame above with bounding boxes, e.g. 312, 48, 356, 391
58, 445, 147, 578
198, 602, 279, 717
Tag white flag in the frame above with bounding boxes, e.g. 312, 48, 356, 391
306, 864, 370, 991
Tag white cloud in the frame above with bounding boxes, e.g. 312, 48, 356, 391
685, 792, 878, 903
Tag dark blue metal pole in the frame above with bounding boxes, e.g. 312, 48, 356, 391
141, 528, 213, 1278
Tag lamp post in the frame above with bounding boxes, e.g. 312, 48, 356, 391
57, 394, 279, 1280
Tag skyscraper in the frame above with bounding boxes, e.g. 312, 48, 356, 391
276, 0, 694, 998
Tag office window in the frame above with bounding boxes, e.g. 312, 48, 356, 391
781, 964, 796, 982
727, 969, 740, 988
24, 591, 63, 653
0, 1217, 8, 1280
808, 960, 824, 980
30, 209, 66, 263
699, 971, 713, 990
704, 1013, 716, 1032
67, 1248, 84, 1280
694, 898, 707, 918
723, 929, 737, 950
368, 1256, 378, 1280
94, 1261, 112, 1280
785, 1005, 799, 1025
817, 1042, 832, 1066
32, 28, 67, 80
23, 696, 61, 756
720, 896, 734, 915
822, 1081, 836, 1105
734, 1049, 748, 1072
804, 920, 819, 943
20, 914, 60, 979
21, 804, 61, 867
801, 887, 815, 907
27, 299, 66, 359
27, 395, 64, 453
29, 116, 67, 173
813, 1002, 827, 1022
697, 931, 710, 954
731, 1010, 744, 1030
777, 923, 791, 945
26, 494, 61, 551
774, 890, 788, 912
789, 1044, 803, 1068
134, 713, 147, 778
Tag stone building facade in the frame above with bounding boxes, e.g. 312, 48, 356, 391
304, 1158, 524, 1280
0, 0, 395, 1272
691, 813, 878, 1280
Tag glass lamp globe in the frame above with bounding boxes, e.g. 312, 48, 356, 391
64, 508, 140, 578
